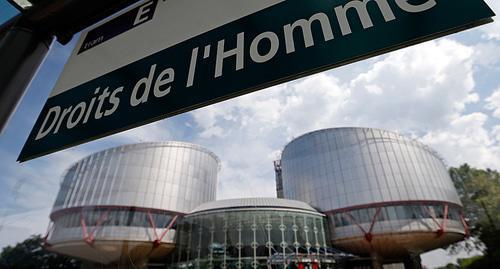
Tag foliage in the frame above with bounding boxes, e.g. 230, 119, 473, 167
435, 256, 482, 269
0, 234, 80, 269
446, 164, 500, 268
435, 263, 460, 269
457, 255, 482, 267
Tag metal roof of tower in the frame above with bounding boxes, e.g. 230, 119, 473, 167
190, 198, 321, 215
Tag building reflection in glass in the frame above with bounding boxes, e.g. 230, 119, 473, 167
168, 198, 343, 269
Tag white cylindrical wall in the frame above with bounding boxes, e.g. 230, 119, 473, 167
280, 128, 466, 256
47, 142, 220, 263
52, 141, 219, 214
281, 128, 460, 211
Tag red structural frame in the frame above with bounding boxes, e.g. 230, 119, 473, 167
459, 213, 470, 237
327, 200, 469, 243
50, 205, 185, 220
42, 221, 54, 247
80, 209, 110, 245
323, 200, 462, 214
344, 207, 381, 242
147, 212, 178, 248
424, 203, 449, 237
45, 206, 183, 247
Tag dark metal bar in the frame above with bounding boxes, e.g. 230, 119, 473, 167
0, 24, 53, 133
0, 0, 141, 134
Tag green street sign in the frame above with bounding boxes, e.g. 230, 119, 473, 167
19, 0, 495, 161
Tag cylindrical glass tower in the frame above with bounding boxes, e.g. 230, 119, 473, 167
279, 128, 467, 259
46, 142, 220, 265
170, 198, 338, 269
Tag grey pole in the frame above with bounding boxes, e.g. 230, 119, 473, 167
0, 22, 53, 134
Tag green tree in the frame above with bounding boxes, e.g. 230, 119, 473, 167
0, 234, 81, 269
447, 164, 500, 268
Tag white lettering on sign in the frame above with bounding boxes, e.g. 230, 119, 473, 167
215, 32, 245, 78
35, 0, 440, 141
334, 0, 396, 36
134, 1, 155, 26
130, 64, 175, 107
187, 0, 437, 82
250, 32, 280, 63
82, 36, 104, 51
283, 13, 334, 54
154, 67, 175, 98
35, 107, 60, 140
35, 87, 125, 140
396, 0, 436, 13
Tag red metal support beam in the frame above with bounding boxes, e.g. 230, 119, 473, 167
424, 206, 441, 227
147, 211, 178, 248
325, 200, 463, 215
50, 205, 184, 220
42, 221, 53, 247
344, 212, 368, 234
459, 213, 470, 237
365, 207, 382, 242
424, 203, 448, 237
438, 203, 449, 237
80, 209, 109, 246
147, 210, 160, 241
158, 215, 178, 242
89, 210, 110, 241
80, 211, 89, 243
344, 207, 381, 242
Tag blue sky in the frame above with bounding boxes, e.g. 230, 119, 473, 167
0, 1, 499, 268
0, 2, 17, 24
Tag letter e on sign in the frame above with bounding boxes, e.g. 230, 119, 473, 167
134, 1, 155, 26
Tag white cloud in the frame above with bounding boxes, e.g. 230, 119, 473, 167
109, 121, 172, 143
199, 125, 226, 139
1, 148, 88, 212
342, 39, 477, 131
0, 148, 90, 258
189, 74, 351, 199
481, 0, 500, 40
485, 87, 500, 118
277, 74, 349, 136
0, 208, 51, 249
193, 39, 479, 135
473, 42, 500, 67
185, 38, 500, 204
422, 246, 483, 269
492, 125, 500, 142
421, 113, 500, 170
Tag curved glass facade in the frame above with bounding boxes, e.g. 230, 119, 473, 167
46, 142, 220, 264
52, 142, 220, 213
281, 128, 461, 212
330, 202, 462, 228
169, 199, 337, 269
328, 202, 466, 241
52, 208, 175, 229
279, 128, 466, 255
49, 207, 179, 245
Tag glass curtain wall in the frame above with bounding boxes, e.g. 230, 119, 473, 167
169, 210, 335, 269
53, 208, 175, 229
330, 202, 463, 228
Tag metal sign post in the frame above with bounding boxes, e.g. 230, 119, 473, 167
0, 19, 53, 133
0, 0, 141, 134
